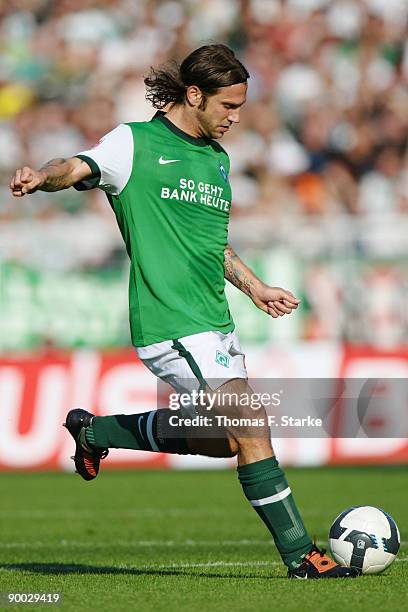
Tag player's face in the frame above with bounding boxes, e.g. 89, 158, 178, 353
197, 82, 247, 139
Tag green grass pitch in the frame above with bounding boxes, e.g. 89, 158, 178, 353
0, 467, 406, 612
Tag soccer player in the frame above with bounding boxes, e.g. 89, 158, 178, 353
10, 44, 358, 579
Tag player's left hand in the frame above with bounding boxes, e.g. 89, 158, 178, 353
251, 284, 301, 318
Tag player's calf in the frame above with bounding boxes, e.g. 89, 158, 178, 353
186, 436, 238, 458
63, 408, 199, 481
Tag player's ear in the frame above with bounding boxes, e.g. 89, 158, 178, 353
185, 85, 203, 108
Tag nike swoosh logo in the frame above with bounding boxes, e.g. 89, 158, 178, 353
159, 156, 181, 165
138, 416, 144, 440
291, 574, 308, 579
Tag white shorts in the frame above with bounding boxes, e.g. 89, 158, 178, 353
136, 330, 247, 395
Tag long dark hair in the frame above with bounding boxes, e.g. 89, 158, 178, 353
144, 44, 249, 109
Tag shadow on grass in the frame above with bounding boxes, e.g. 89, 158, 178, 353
0, 562, 274, 580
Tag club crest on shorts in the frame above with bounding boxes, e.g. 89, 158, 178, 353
215, 350, 230, 368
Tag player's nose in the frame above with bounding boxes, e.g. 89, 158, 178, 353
228, 109, 240, 124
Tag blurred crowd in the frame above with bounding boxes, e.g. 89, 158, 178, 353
1, 0, 407, 252
0, 0, 407, 347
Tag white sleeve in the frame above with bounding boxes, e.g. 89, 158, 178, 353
75, 123, 134, 195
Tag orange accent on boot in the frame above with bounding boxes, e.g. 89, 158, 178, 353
305, 550, 338, 573
83, 457, 97, 477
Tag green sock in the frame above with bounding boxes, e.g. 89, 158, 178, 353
84, 410, 192, 455
238, 456, 312, 569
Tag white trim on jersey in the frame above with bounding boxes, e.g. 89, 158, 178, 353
76, 123, 134, 196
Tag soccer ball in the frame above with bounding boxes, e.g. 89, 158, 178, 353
329, 506, 400, 574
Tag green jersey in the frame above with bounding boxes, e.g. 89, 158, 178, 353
76, 114, 234, 346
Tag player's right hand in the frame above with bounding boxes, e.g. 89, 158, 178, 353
10, 167, 44, 197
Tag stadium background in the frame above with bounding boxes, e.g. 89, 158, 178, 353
0, 0, 407, 471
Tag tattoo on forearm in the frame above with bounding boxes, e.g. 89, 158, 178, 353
39, 158, 78, 191
224, 247, 255, 296
40, 158, 67, 170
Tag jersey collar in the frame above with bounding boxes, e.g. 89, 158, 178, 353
153, 112, 210, 147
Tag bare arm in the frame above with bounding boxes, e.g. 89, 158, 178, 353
224, 245, 259, 298
10, 157, 94, 197
224, 245, 300, 318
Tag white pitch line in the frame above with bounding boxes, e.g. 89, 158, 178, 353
0, 539, 407, 551
0, 509, 321, 519
122, 558, 408, 569
0, 509, 228, 519
137, 561, 276, 569
0, 540, 273, 549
